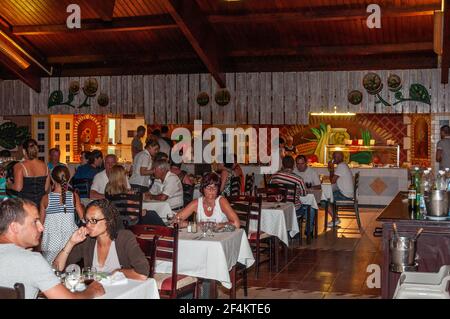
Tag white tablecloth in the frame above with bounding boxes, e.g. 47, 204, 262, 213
96, 278, 160, 299
155, 229, 254, 289
321, 183, 337, 203
143, 200, 174, 219
252, 201, 299, 246
300, 193, 319, 210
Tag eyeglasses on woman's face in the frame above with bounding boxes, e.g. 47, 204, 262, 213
85, 218, 106, 225
204, 185, 218, 191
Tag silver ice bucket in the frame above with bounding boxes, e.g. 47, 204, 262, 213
424, 190, 449, 217
390, 236, 417, 272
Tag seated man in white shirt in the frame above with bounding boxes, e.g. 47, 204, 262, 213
90, 154, 130, 199
328, 151, 354, 226
294, 155, 321, 189
144, 160, 184, 211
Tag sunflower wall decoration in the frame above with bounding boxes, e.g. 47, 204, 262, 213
48, 78, 109, 109
348, 73, 431, 108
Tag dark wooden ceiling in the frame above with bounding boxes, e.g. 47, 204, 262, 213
0, 0, 445, 92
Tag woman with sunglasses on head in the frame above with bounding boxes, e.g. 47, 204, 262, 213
53, 199, 149, 281
175, 172, 240, 229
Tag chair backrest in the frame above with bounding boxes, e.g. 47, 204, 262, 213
0, 283, 25, 299
70, 178, 93, 198
182, 183, 195, 207
353, 172, 360, 200
244, 173, 255, 195
229, 176, 241, 197
129, 224, 179, 298
106, 192, 143, 228
276, 183, 298, 205
263, 174, 272, 188
228, 195, 263, 236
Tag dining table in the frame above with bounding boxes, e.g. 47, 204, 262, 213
142, 199, 174, 219
96, 278, 160, 299
153, 228, 255, 298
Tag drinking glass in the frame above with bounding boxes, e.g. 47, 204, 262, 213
200, 219, 208, 237
206, 221, 216, 237
83, 266, 97, 285
65, 273, 79, 292
166, 212, 174, 223
275, 194, 283, 202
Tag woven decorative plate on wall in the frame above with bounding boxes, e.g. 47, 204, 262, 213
197, 92, 210, 106
214, 89, 231, 106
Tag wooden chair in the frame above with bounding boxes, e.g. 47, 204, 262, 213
327, 172, 361, 231
182, 183, 195, 207
229, 195, 273, 281
70, 178, 92, 198
130, 224, 199, 299
229, 176, 241, 197
106, 192, 143, 228
0, 283, 25, 299
244, 173, 255, 195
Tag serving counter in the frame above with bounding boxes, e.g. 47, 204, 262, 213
181, 163, 407, 206
376, 192, 450, 299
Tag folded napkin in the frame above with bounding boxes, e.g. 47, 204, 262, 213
99, 271, 128, 286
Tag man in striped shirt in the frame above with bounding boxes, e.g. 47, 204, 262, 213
269, 156, 315, 235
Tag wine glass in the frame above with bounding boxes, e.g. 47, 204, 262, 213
65, 264, 81, 292
82, 266, 97, 285
275, 194, 283, 202
206, 221, 216, 237
200, 219, 208, 237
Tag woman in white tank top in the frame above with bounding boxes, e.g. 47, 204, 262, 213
175, 172, 240, 228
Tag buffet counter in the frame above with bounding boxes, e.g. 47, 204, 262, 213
311, 166, 408, 206
181, 163, 408, 206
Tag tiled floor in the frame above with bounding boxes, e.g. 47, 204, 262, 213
219, 207, 383, 299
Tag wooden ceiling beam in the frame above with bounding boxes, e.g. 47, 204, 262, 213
59, 59, 206, 77
209, 3, 440, 24
0, 54, 41, 92
47, 52, 197, 64
13, 15, 177, 36
441, 0, 450, 83
228, 56, 437, 73
163, 0, 226, 88
231, 42, 434, 57
87, 0, 116, 22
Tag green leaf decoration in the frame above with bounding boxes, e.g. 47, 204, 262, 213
409, 84, 431, 105
311, 128, 321, 140
0, 122, 30, 149
48, 90, 64, 108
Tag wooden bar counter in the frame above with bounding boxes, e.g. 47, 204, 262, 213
376, 192, 450, 298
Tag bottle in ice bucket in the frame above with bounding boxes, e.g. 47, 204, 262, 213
408, 173, 417, 218
414, 167, 421, 218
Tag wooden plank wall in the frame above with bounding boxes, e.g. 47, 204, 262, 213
0, 69, 448, 124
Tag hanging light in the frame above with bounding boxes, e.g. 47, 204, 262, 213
310, 106, 356, 116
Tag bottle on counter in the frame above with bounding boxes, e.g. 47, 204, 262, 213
408, 173, 417, 218
435, 170, 447, 191
414, 168, 421, 217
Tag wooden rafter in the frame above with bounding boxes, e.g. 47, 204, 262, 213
87, 0, 116, 22
0, 54, 41, 92
442, 0, 450, 83
13, 15, 177, 36
209, 3, 440, 24
47, 52, 196, 64
230, 42, 434, 57
163, 0, 226, 88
